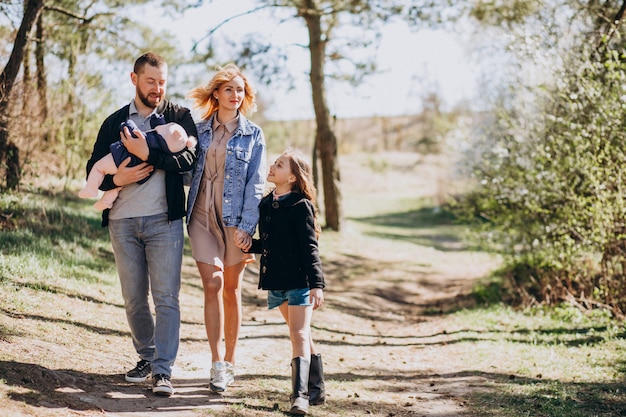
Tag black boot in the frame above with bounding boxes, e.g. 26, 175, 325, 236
308, 353, 326, 405
290, 357, 310, 415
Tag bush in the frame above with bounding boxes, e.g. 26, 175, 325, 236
456, 46, 626, 317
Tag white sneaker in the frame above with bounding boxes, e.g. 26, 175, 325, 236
210, 361, 230, 392
224, 361, 235, 386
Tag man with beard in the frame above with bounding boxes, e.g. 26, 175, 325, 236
85, 52, 197, 396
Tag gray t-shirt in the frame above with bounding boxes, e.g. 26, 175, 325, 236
109, 101, 168, 220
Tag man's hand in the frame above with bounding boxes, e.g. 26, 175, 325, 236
121, 125, 150, 161
112, 157, 153, 186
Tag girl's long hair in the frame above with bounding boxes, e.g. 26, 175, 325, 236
283, 148, 321, 239
187, 63, 257, 120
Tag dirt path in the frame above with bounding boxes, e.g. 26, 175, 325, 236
4, 250, 497, 416
1, 152, 501, 416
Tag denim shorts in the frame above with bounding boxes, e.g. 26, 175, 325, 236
267, 288, 311, 309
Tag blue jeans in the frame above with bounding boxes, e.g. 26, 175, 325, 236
108, 213, 183, 377
267, 288, 312, 309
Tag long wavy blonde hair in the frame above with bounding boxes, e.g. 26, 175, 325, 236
187, 63, 257, 120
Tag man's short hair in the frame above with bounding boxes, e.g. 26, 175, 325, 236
134, 52, 166, 74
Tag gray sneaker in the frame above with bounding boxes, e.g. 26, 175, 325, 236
210, 361, 234, 392
125, 359, 151, 383
152, 374, 174, 396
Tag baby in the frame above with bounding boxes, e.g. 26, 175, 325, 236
79, 119, 196, 210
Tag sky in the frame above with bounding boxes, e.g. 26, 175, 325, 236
139, 1, 482, 121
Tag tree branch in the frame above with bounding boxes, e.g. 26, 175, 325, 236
44, 5, 113, 25
191, 4, 274, 53
600, 0, 626, 48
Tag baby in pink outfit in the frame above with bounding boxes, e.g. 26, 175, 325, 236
79, 121, 196, 210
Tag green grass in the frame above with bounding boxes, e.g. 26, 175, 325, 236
449, 304, 626, 416
349, 201, 473, 252
0, 188, 116, 313
335, 151, 626, 416
3, 153, 626, 416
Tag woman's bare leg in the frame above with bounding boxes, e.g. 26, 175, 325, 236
223, 261, 246, 365
197, 261, 224, 362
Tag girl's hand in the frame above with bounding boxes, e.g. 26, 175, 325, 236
234, 229, 252, 251
310, 288, 324, 310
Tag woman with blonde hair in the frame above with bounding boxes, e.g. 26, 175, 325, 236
186, 63, 266, 392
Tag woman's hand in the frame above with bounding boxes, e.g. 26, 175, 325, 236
234, 229, 252, 251
310, 288, 324, 310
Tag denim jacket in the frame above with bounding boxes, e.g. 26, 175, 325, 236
186, 113, 266, 236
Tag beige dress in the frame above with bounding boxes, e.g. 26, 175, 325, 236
188, 117, 254, 270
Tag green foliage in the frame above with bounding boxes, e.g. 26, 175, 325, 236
456, 44, 626, 317
472, 276, 503, 305
3, 1, 190, 190
261, 119, 316, 154
0, 188, 114, 292
470, 0, 544, 26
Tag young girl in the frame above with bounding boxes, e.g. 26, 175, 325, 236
246, 149, 326, 415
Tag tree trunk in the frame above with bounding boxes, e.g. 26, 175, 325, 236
301, 1, 342, 231
6, 142, 20, 190
22, 31, 31, 115
0, 0, 45, 190
311, 141, 320, 208
36, 11, 48, 123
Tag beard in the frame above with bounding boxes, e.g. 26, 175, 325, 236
138, 89, 163, 109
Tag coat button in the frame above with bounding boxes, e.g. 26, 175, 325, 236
262, 266, 267, 273
272, 202, 279, 209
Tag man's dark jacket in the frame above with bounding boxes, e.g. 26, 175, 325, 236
85, 100, 198, 227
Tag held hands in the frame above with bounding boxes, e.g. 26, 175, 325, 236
234, 229, 252, 251
310, 288, 324, 310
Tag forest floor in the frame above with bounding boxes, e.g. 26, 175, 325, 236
0, 151, 503, 416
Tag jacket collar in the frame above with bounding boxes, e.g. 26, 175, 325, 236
197, 112, 254, 136
261, 191, 306, 208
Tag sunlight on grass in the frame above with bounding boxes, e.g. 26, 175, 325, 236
447, 304, 626, 416
339, 153, 474, 252
1, 190, 117, 314
2, 153, 626, 417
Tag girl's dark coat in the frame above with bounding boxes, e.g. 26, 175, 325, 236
248, 192, 325, 290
